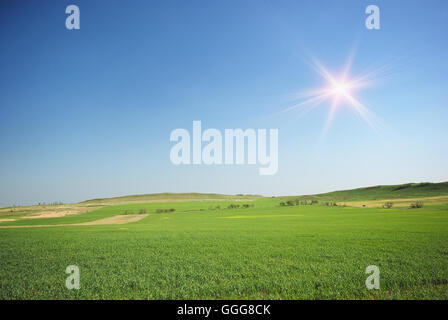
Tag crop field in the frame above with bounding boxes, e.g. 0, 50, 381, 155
1, 184, 448, 300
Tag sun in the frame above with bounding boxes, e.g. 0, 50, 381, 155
331, 81, 351, 97
282, 53, 381, 134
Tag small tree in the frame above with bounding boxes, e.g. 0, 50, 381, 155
410, 201, 423, 209
382, 202, 393, 209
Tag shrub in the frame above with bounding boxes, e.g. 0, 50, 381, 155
242, 204, 250, 208
139, 208, 147, 214
382, 202, 393, 209
279, 202, 285, 206
410, 201, 423, 209
155, 208, 176, 213
323, 201, 337, 206
286, 200, 295, 206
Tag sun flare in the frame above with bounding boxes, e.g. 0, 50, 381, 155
331, 81, 351, 97
283, 53, 382, 134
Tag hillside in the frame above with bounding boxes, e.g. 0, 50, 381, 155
80, 182, 448, 205
301, 182, 448, 202
80, 192, 263, 206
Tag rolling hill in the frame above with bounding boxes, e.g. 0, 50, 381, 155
79, 192, 263, 206
300, 181, 448, 202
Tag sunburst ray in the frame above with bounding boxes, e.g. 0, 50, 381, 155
284, 52, 384, 134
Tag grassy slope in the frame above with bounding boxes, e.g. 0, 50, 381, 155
297, 182, 448, 201
77, 181, 448, 205
79, 193, 263, 206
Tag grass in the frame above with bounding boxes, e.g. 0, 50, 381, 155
1, 192, 447, 299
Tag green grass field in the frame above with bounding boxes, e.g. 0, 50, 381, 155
1, 183, 447, 299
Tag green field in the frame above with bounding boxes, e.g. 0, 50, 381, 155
1, 183, 448, 299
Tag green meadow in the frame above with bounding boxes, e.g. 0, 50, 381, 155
0, 183, 448, 299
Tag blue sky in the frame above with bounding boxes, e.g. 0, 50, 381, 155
1, 0, 447, 205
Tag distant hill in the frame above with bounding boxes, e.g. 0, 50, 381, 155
78, 182, 448, 206
301, 182, 448, 201
80, 192, 263, 206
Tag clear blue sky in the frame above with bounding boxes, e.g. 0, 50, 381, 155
1, 0, 447, 205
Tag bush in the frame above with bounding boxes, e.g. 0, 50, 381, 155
286, 200, 295, 206
227, 204, 240, 209
155, 208, 175, 213
324, 201, 337, 207
242, 204, 250, 208
410, 201, 423, 209
382, 202, 393, 209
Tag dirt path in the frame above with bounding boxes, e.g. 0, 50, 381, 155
0, 214, 148, 229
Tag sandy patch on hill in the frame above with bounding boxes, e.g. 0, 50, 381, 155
77, 214, 148, 225
0, 214, 148, 229
21, 210, 81, 219
0, 218, 16, 222
345, 195, 448, 208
